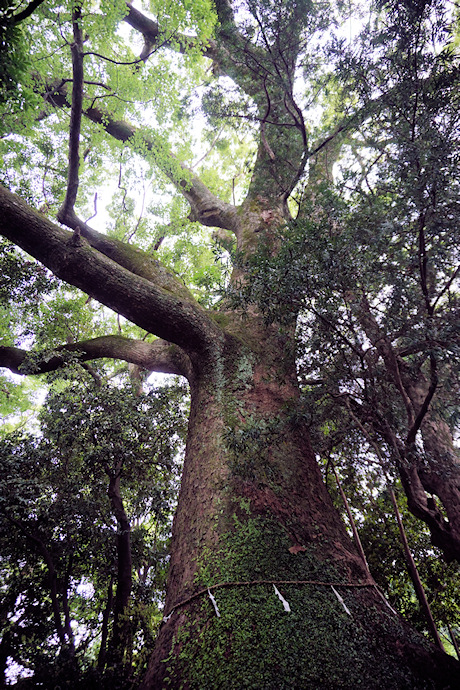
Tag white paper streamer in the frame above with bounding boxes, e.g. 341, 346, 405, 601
208, 589, 221, 617
331, 586, 352, 616
273, 585, 291, 612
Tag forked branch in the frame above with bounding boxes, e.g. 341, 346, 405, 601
0, 185, 222, 355
43, 80, 240, 235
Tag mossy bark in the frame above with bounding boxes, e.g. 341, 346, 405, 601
141, 326, 459, 689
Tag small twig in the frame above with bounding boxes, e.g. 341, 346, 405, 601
82, 47, 162, 66
192, 126, 224, 169
124, 183, 146, 243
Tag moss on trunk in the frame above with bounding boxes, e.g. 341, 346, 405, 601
161, 517, 455, 689
141, 338, 460, 689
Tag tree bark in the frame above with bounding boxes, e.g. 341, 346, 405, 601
1, 187, 458, 686
139, 320, 458, 689
0, 2, 459, 684
106, 473, 133, 669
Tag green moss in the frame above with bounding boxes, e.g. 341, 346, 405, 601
163, 517, 439, 689
166, 589, 417, 689
210, 312, 232, 328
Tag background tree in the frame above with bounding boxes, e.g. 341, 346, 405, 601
0, 0, 459, 687
0, 372, 186, 687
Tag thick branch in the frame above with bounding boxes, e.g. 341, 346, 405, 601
349, 399, 460, 562
43, 80, 239, 234
52, 208, 197, 295
212, 0, 264, 95
0, 335, 193, 380
405, 353, 438, 447
85, 107, 239, 234
0, 186, 222, 356
57, 3, 84, 223
123, 3, 216, 60
9, 0, 47, 24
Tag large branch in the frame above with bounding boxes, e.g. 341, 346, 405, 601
8, 0, 47, 24
44, 81, 240, 235
210, 2, 310, 203
0, 186, 222, 356
58, 2, 84, 223
212, 0, 269, 98
84, 106, 240, 234
126, 0, 308, 203
0, 335, 193, 380
52, 214, 198, 294
123, 3, 217, 61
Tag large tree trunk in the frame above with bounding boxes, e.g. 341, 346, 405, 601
0, 177, 458, 689
0, 0, 458, 684
141, 322, 458, 689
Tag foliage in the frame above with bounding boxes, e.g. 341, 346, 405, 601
0, 1, 38, 114
225, 0, 460, 652
0, 0, 459, 686
322, 455, 460, 650
0, 371, 187, 686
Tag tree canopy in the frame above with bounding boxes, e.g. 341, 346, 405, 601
0, 0, 459, 687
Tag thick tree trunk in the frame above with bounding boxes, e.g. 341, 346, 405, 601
141, 325, 459, 689
0, 183, 457, 687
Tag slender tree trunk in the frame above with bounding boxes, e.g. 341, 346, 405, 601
447, 623, 460, 660
141, 324, 458, 689
331, 463, 370, 575
62, 554, 76, 653
388, 487, 444, 650
98, 575, 114, 670
106, 473, 133, 669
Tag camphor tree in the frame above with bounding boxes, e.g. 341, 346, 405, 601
0, 0, 459, 687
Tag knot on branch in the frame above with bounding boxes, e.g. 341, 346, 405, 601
68, 226, 86, 247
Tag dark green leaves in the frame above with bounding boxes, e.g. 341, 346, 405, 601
0, 376, 188, 684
